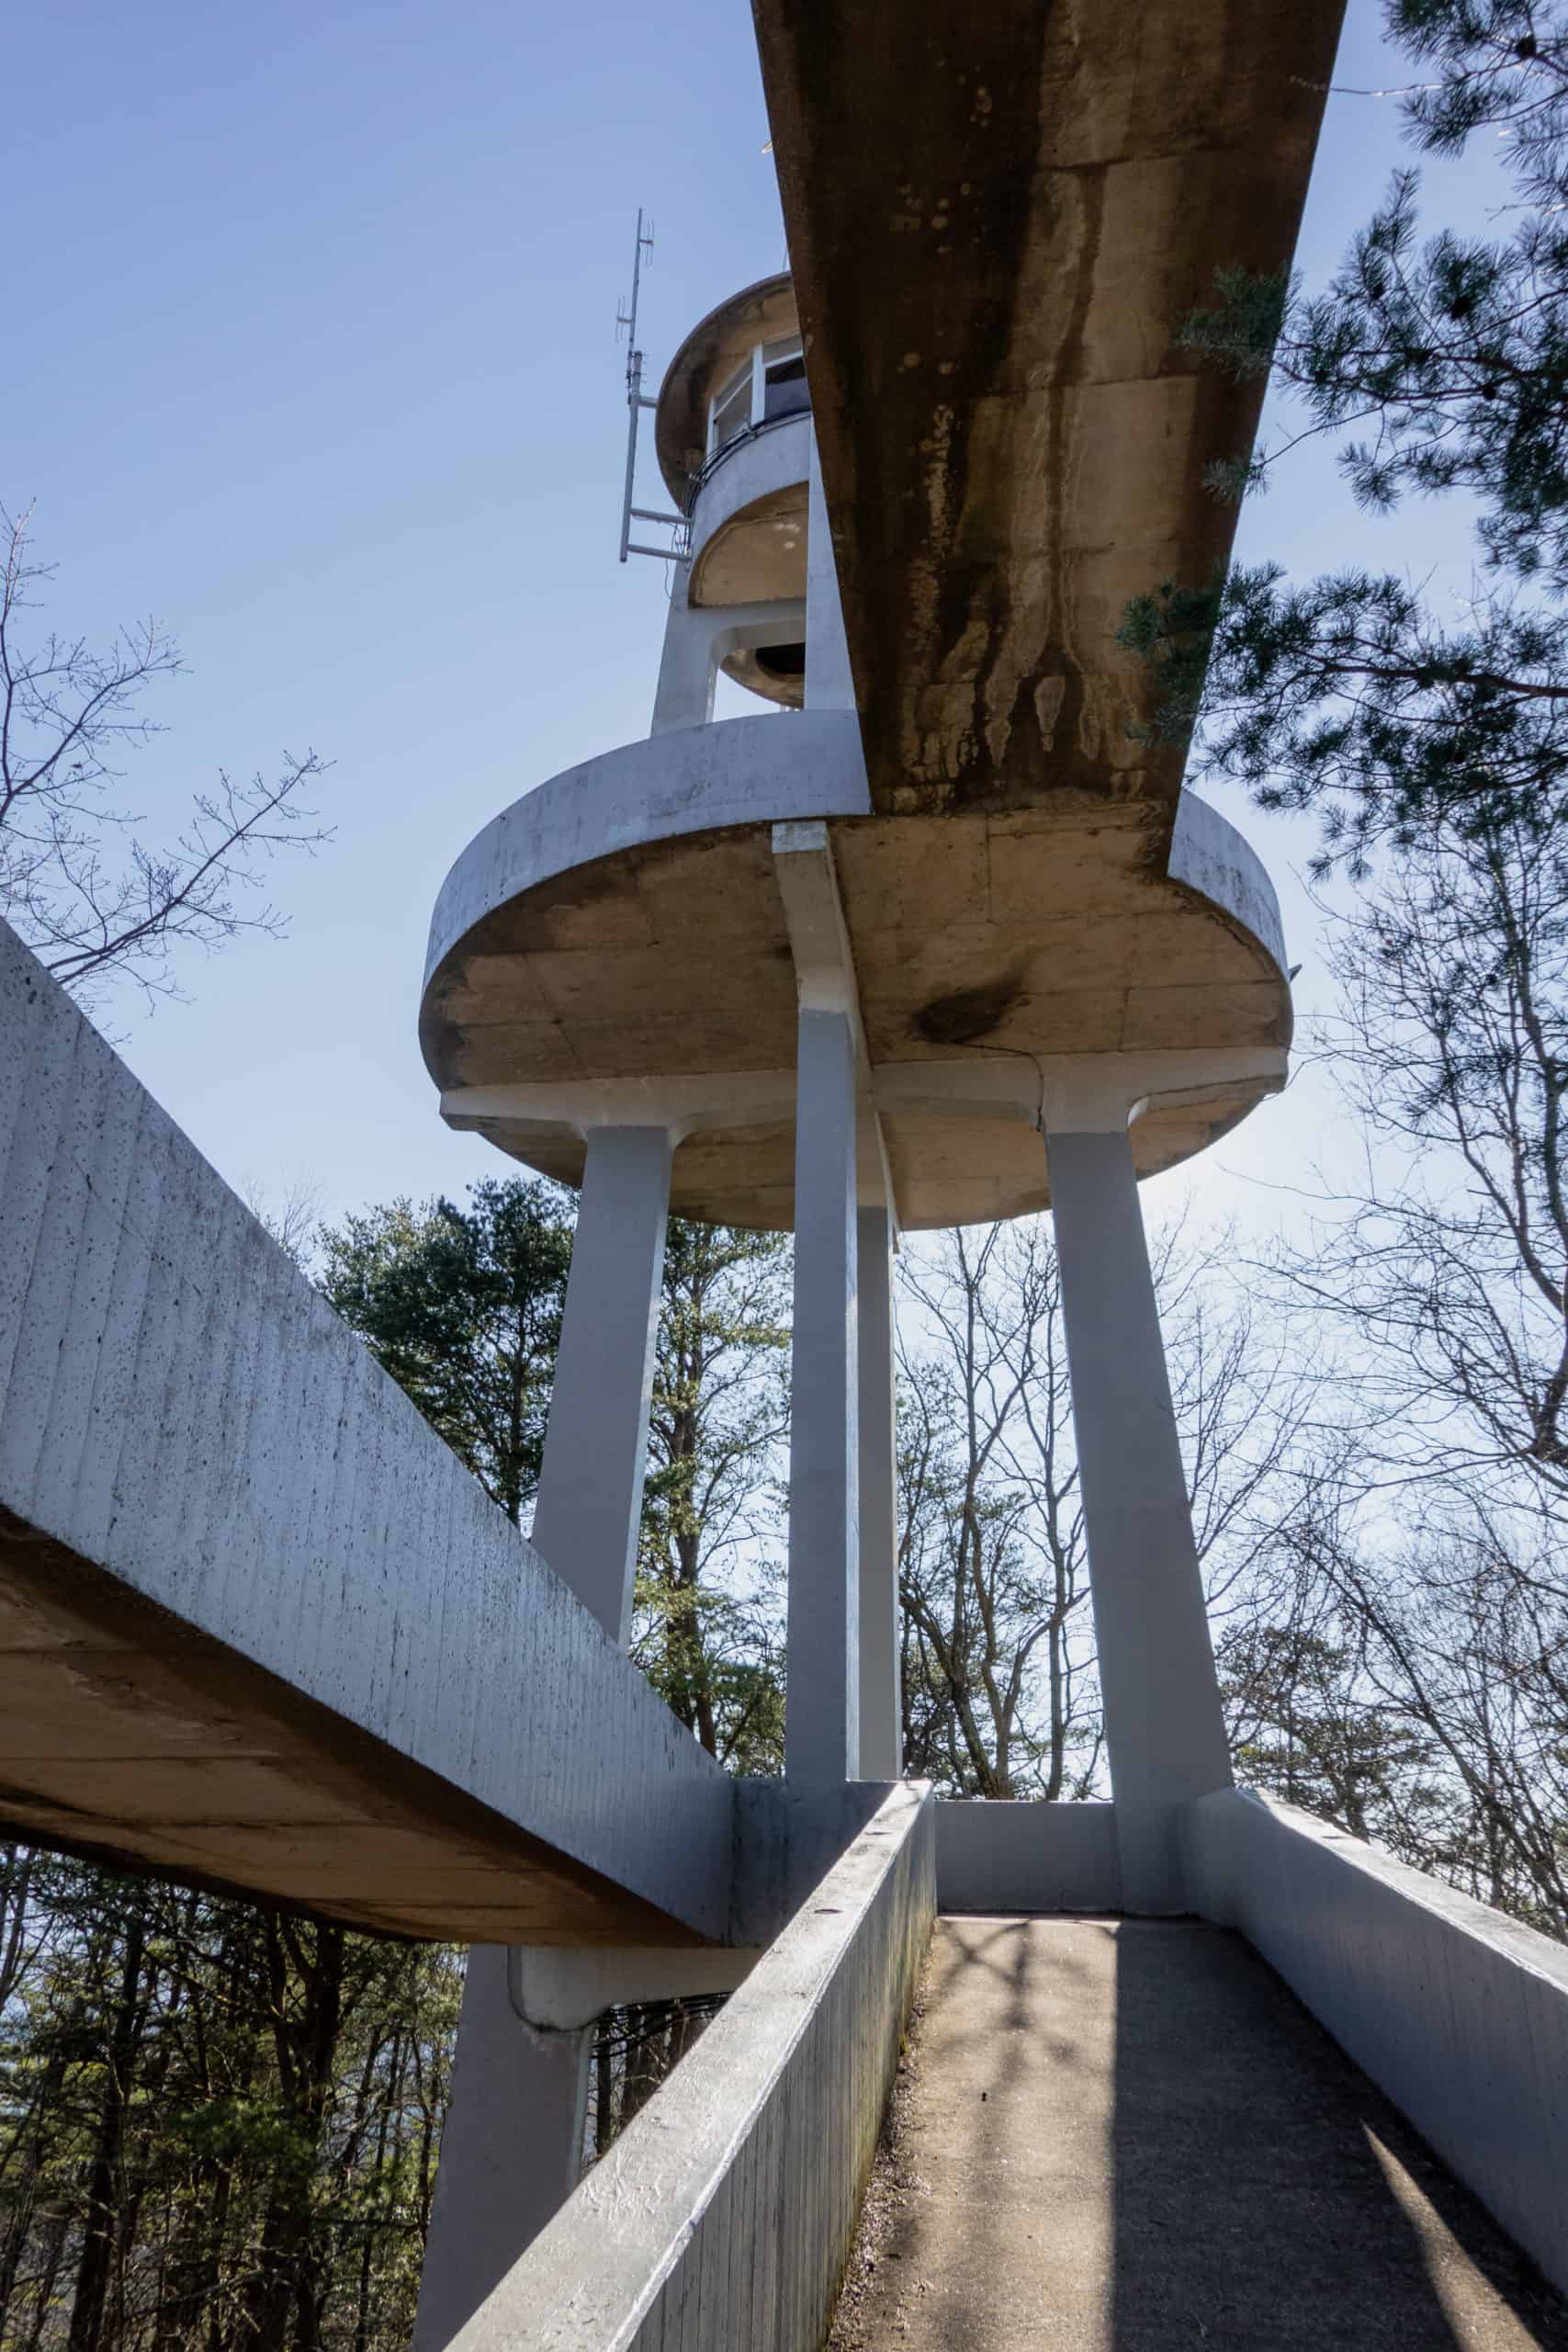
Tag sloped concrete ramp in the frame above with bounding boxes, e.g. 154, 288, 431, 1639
840, 1918, 1568, 2351
0, 925, 731, 1946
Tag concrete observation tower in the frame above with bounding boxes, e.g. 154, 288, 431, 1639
412, 259, 1293, 2341
10, 12, 1564, 2334
419, 264, 1291, 1871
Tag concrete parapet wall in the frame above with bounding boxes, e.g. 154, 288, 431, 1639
0, 923, 732, 1943
456, 1781, 936, 2352
936, 1799, 1122, 1914
687, 412, 812, 576
423, 709, 872, 1000
1184, 1788, 1568, 2296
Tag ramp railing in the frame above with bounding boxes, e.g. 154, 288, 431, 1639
451, 1781, 935, 2352
1186, 1787, 1568, 2299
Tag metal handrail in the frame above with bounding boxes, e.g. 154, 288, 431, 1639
683, 403, 812, 515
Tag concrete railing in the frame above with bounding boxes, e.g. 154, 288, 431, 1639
686, 411, 812, 565
453, 1781, 936, 2352
935, 1798, 1121, 1913
1185, 1788, 1568, 2298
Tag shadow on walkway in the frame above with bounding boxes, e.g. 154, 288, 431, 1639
838, 1917, 1568, 2351
1110, 1918, 1566, 2350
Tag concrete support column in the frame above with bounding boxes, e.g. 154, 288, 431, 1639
806, 430, 855, 714
649, 565, 715, 736
785, 1004, 861, 1782
412, 1951, 590, 2352
856, 1204, 901, 1778
416, 1125, 671, 2346
531, 1123, 673, 1645
652, 581, 809, 738
1043, 1118, 1232, 1912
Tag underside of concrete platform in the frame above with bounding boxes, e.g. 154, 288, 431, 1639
422, 718, 1291, 1229
836, 1917, 1568, 2352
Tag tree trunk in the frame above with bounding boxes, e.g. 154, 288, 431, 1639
67, 1894, 149, 2352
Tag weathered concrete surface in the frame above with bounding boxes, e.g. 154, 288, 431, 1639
1187, 1790, 1568, 2301
0, 923, 732, 1945
842, 1917, 1568, 2352
451, 1781, 936, 2352
754, 0, 1346, 827
423, 716, 1291, 1228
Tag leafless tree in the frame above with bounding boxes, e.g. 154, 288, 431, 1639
1236, 1480, 1568, 1938
1280, 810, 1568, 1507
1217, 812, 1568, 1937
0, 504, 329, 1008
896, 1215, 1313, 1799
241, 1176, 323, 1273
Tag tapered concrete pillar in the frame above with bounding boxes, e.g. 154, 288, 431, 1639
417, 1124, 672, 2347
785, 1005, 861, 1782
857, 1204, 900, 1778
412, 1951, 590, 2352
531, 1123, 673, 1645
1043, 1117, 1232, 1912
807, 430, 855, 713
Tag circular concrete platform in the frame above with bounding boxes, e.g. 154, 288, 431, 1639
421, 714, 1291, 1230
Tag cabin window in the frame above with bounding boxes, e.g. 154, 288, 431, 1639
707, 334, 811, 455
762, 336, 809, 423
710, 363, 753, 456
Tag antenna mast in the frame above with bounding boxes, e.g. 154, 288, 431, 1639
616, 209, 687, 564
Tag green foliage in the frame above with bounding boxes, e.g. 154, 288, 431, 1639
633, 1221, 790, 1771
320, 1177, 571, 1525
0, 1183, 793, 2346
1219, 1619, 1445, 1843
1122, 564, 1568, 866
0, 1849, 459, 2349
1122, 0, 1568, 861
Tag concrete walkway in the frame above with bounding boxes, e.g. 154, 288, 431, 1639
836, 1917, 1568, 2352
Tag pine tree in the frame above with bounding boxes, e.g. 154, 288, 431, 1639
1121, 1, 1568, 865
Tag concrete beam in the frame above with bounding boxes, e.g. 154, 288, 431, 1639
772, 817, 897, 1221
0, 923, 732, 1945
508, 1941, 761, 2033
755, 0, 1345, 823
439, 1046, 1286, 1148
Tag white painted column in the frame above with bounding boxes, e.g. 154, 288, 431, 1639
412, 1952, 590, 2352
531, 1123, 673, 1645
856, 1204, 901, 1778
785, 1003, 861, 1783
416, 1124, 672, 2347
649, 563, 715, 736
1043, 1112, 1232, 1914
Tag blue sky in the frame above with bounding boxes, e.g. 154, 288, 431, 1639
6, 0, 1506, 1240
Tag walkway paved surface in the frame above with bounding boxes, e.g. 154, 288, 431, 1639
834, 1917, 1568, 2352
